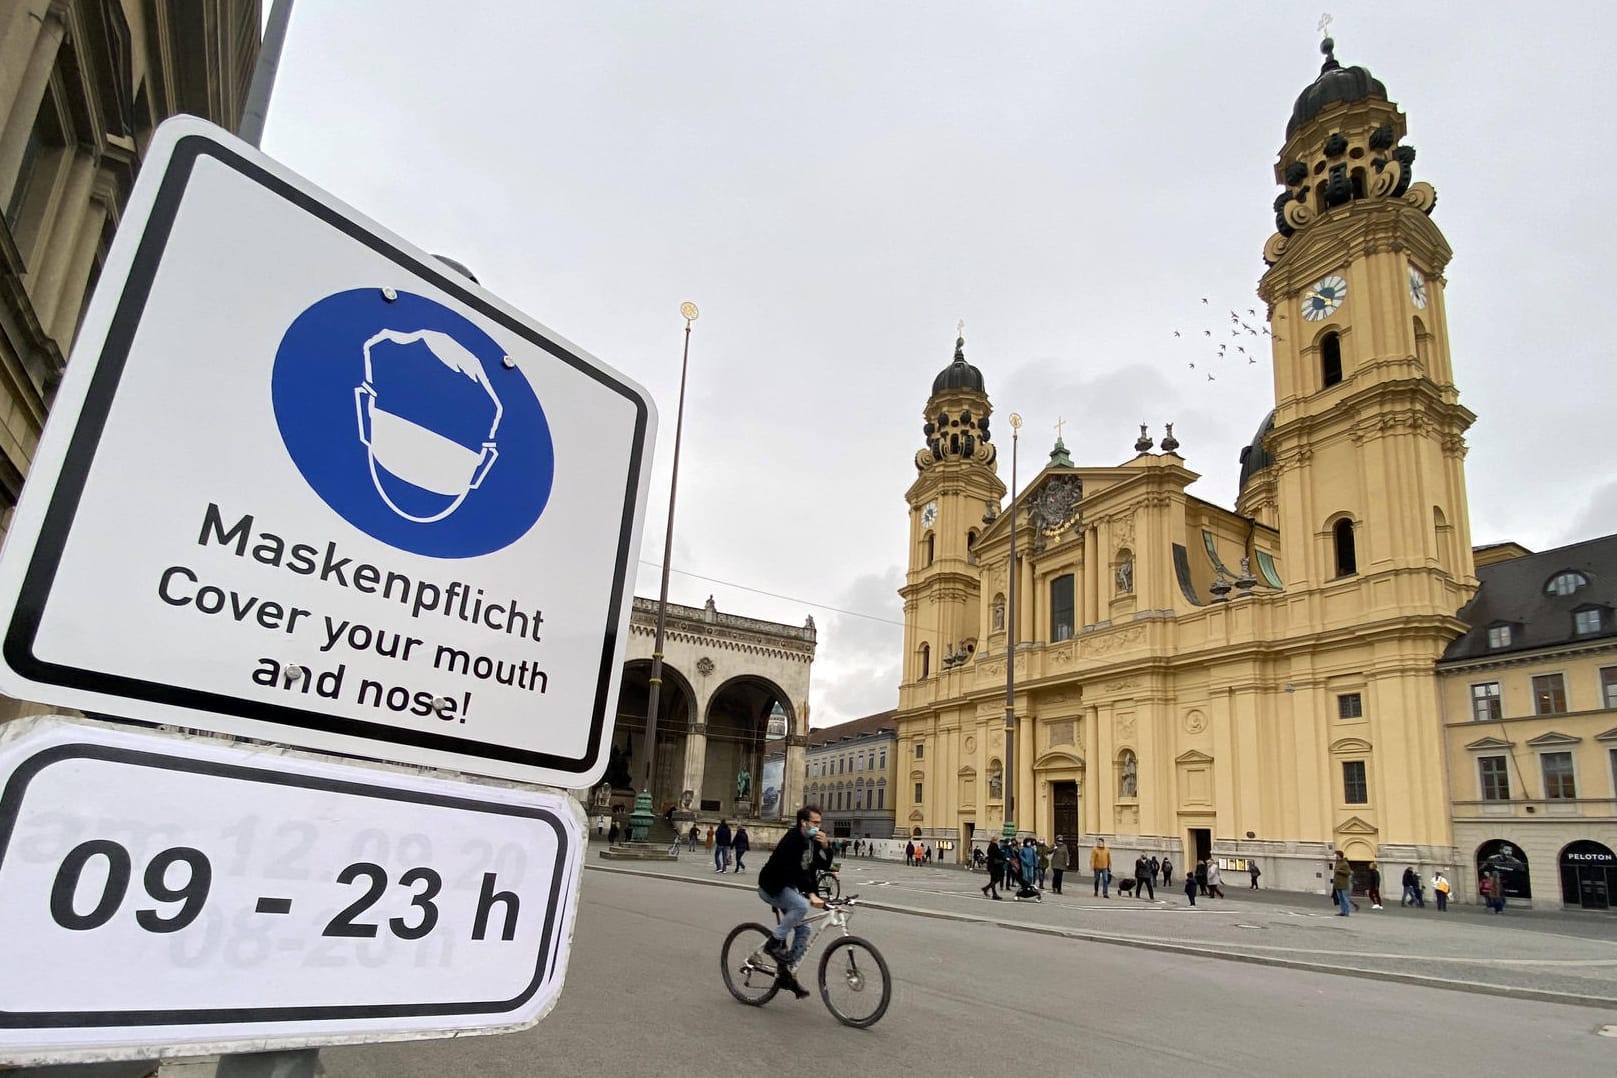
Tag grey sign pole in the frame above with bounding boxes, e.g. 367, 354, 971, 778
239, 0, 295, 148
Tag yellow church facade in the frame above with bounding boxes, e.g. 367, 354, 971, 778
893, 40, 1485, 894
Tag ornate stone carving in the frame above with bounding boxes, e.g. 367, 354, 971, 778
1112, 513, 1136, 553
1105, 677, 1139, 693
1085, 625, 1145, 655
964, 735, 976, 754
1118, 749, 1138, 798
1029, 474, 1085, 537
696, 656, 715, 677
1184, 709, 1207, 734
1046, 721, 1075, 748
1115, 714, 1137, 741
1115, 555, 1134, 595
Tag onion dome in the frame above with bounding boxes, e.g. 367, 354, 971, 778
932, 334, 986, 396
1237, 410, 1276, 491
1288, 37, 1387, 136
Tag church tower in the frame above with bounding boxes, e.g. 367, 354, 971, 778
1257, 36, 1476, 616
900, 331, 1005, 683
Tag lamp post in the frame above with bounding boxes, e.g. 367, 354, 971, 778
630, 301, 699, 843
1002, 412, 1022, 843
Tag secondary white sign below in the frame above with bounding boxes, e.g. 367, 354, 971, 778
0, 716, 583, 1064
0, 116, 655, 788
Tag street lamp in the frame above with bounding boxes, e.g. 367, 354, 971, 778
1002, 412, 1021, 843
630, 301, 699, 843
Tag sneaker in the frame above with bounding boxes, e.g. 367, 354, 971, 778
1372, 904, 1383, 910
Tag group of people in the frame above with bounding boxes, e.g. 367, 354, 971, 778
682, 819, 752, 873
978, 835, 1057, 900
1332, 856, 1454, 915
904, 839, 939, 865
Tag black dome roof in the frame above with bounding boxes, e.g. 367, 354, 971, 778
932, 336, 985, 396
1237, 410, 1276, 491
1288, 39, 1387, 136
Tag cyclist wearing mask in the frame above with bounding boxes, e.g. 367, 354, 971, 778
758, 804, 833, 998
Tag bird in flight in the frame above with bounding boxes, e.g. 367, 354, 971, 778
1173, 330, 1181, 337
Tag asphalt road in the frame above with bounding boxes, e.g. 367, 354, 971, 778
320, 868, 1617, 1078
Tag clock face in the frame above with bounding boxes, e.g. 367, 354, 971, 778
1301, 274, 1348, 321
1408, 265, 1428, 309
921, 501, 938, 528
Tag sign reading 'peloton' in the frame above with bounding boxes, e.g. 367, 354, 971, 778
0, 118, 655, 788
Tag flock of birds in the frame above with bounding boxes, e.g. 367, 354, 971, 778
1173, 298, 1284, 381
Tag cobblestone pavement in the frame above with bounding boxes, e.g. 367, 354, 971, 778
591, 841, 1617, 1004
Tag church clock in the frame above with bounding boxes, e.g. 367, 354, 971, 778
1301, 274, 1347, 321
920, 501, 938, 528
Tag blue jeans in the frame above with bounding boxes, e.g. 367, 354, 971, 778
760, 886, 812, 964
1336, 887, 1352, 915
716, 845, 730, 871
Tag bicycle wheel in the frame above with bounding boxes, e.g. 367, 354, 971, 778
815, 872, 841, 901
721, 923, 781, 1006
817, 936, 890, 1028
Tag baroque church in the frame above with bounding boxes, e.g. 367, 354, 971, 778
894, 38, 1481, 894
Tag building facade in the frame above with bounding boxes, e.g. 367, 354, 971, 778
1, 1, 259, 553
603, 596, 815, 824
805, 710, 897, 839
1440, 538, 1617, 911
894, 39, 1494, 895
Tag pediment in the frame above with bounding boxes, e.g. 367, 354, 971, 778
909, 768, 926, 780
957, 765, 978, 777
1526, 731, 1581, 747
1596, 728, 1617, 743
1464, 736, 1515, 751
907, 809, 925, 822
1033, 748, 1085, 771
1334, 815, 1379, 835
1329, 737, 1373, 754
1175, 749, 1214, 765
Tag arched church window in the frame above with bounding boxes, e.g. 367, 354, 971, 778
1413, 316, 1431, 371
920, 643, 930, 679
1050, 574, 1075, 641
1321, 332, 1343, 387
924, 532, 935, 566
1350, 167, 1366, 200
1333, 517, 1358, 577
1433, 506, 1451, 572
967, 529, 979, 565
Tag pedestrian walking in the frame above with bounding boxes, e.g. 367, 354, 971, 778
1161, 857, 1174, 887
1205, 860, 1224, 899
1183, 871, 1198, 907
715, 819, 732, 873
1134, 855, 1154, 900
1248, 860, 1261, 889
1433, 871, 1450, 911
1050, 839, 1069, 894
905, 840, 915, 866
1091, 839, 1113, 898
1018, 838, 1039, 898
608, 820, 620, 844
1482, 868, 1506, 913
1036, 842, 1050, 888
732, 826, 750, 872
1149, 856, 1161, 888
1332, 852, 1354, 916
1194, 860, 1208, 896
688, 824, 700, 851
704, 825, 715, 853
1366, 861, 1383, 909
1401, 866, 1424, 908
982, 838, 1005, 900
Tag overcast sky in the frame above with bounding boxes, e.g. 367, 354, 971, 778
262, 2, 1617, 729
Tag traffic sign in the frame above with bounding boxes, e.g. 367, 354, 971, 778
0, 716, 583, 1063
0, 116, 656, 788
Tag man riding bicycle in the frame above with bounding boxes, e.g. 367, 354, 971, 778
758, 804, 834, 999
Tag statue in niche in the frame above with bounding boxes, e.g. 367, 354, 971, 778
591, 781, 612, 808
1115, 556, 1134, 595
736, 767, 752, 800
987, 765, 1004, 800
992, 598, 1006, 632
1119, 751, 1138, 798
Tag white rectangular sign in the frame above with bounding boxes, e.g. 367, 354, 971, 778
0, 116, 656, 787
0, 717, 583, 1063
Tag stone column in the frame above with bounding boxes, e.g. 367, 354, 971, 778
783, 732, 808, 817
680, 722, 708, 814
48, 175, 109, 345
32, 149, 97, 329
0, 8, 66, 209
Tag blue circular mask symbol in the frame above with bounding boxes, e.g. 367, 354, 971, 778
271, 288, 554, 559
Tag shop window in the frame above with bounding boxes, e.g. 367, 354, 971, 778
1342, 760, 1368, 804
1050, 574, 1075, 642
1478, 756, 1510, 801
1542, 751, 1576, 800
1532, 673, 1567, 715
1471, 682, 1502, 722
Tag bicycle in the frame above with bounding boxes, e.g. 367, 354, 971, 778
720, 895, 891, 1027
814, 864, 841, 901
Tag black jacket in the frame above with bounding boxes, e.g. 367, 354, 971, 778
986, 842, 1005, 868
716, 823, 732, 847
759, 828, 831, 896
